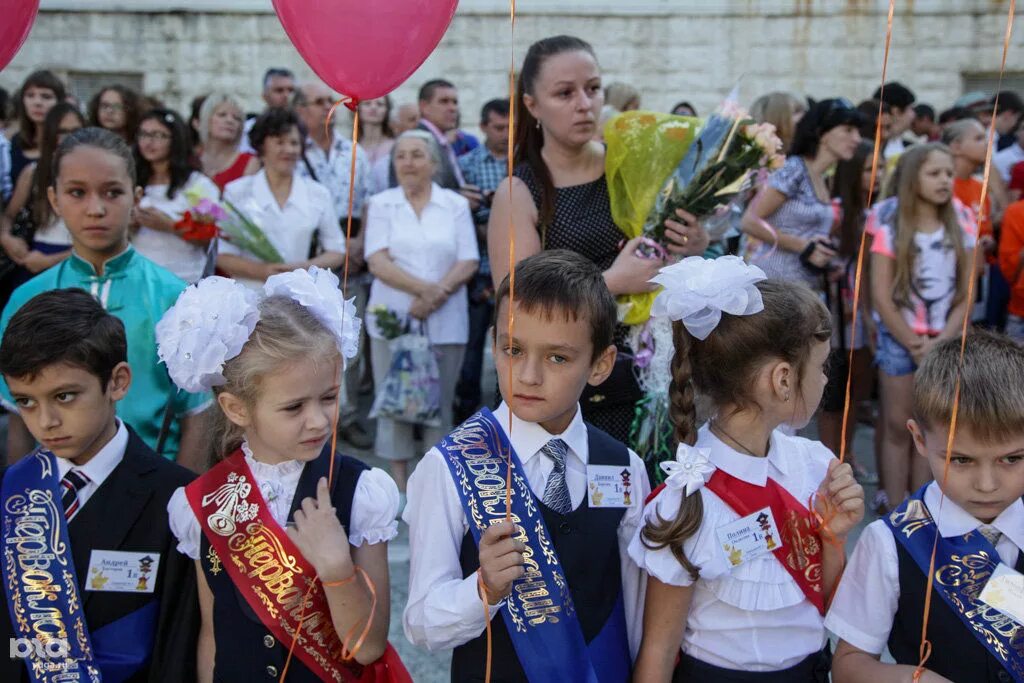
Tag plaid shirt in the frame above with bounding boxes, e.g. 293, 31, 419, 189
298, 134, 369, 219
458, 145, 507, 226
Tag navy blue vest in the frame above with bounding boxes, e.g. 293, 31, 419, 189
887, 530, 1024, 683
450, 424, 630, 683
200, 450, 367, 682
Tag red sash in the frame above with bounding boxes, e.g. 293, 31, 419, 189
705, 470, 825, 614
186, 450, 411, 683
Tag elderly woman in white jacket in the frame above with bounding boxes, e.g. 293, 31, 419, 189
364, 129, 479, 493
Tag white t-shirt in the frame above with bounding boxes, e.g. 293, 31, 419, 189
995, 142, 1024, 182
364, 184, 479, 345
220, 170, 344, 289
868, 197, 978, 335
34, 217, 72, 247
132, 171, 219, 283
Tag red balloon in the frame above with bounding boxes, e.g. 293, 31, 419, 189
0, 0, 40, 71
272, 0, 458, 104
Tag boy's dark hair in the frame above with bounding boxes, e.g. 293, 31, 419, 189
480, 98, 510, 125
248, 107, 306, 156
0, 289, 127, 387
994, 90, 1024, 114
263, 68, 295, 88
872, 81, 916, 110
418, 79, 456, 103
492, 250, 616, 360
913, 103, 936, 120
938, 106, 975, 125
914, 329, 1024, 444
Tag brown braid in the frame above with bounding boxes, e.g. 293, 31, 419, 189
641, 321, 704, 581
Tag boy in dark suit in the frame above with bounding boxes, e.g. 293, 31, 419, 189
0, 288, 198, 682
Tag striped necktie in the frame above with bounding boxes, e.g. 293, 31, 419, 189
540, 439, 572, 514
979, 524, 1003, 547
61, 469, 91, 520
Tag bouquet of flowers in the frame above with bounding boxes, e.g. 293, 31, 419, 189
606, 106, 783, 325
369, 305, 405, 340
182, 187, 285, 263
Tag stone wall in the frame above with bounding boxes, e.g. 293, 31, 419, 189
2, 1, 1021, 125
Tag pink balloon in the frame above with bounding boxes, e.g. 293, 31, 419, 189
273, 0, 458, 104
0, 0, 40, 71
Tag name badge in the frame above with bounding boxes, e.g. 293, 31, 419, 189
586, 465, 634, 508
980, 562, 1024, 625
86, 550, 160, 593
715, 507, 783, 567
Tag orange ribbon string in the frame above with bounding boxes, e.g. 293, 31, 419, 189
839, 0, 894, 467
484, 3, 517, 683
280, 98, 375, 682
913, 2, 1015, 679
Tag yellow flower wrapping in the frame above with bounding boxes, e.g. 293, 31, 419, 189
604, 111, 700, 324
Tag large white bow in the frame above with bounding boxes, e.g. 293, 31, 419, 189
650, 255, 766, 340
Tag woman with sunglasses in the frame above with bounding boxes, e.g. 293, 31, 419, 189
742, 98, 865, 289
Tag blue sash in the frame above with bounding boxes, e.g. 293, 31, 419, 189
884, 485, 1024, 682
437, 408, 627, 683
2, 450, 102, 682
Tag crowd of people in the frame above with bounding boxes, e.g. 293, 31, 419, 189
0, 30, 1023, 683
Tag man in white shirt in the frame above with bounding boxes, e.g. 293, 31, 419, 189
873, 81, 916, 158
995, 121, 1024, 182
240, 67, 296, 155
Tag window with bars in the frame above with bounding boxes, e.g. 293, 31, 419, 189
65, 71, 145, 112
961, 72, 1024, 99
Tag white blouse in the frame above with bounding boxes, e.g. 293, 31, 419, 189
628, 425, 834, 672
825, 482, 1024, 656
167, 444, 400, 561
220, 170, 345, 289
133, 172, 220, 283
364, 184, 478, 345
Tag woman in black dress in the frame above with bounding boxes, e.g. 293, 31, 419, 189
489, 35, 709, 442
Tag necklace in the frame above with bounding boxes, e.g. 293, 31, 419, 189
710, 420, 768, 458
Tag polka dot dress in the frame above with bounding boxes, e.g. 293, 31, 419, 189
514, 163, 639, 443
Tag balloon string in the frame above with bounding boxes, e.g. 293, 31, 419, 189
486, 2, 516, 683
839, 0, 893, 468
280, 97, 377, 683
914, 1, 1015, 679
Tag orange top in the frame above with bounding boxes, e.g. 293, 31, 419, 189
998, 200, 1024, 318
955, 176, 994, 264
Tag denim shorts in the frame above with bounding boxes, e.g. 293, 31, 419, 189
875, 322, 917, 377
1006, 315, 1024, 344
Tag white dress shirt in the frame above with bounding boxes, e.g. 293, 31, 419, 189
58, 419, 129, 514
364, 184, 478, 345
167, 442, 400, 560
628, 424, 834, 671
995, 143, 1024, 182
133, 172, 220, 283
402, 402, 650, 657
825, 481, 1024, 656
220, 170, 344, 289
298, 134, 370, 219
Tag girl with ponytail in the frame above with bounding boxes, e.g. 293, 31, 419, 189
629, 256, 864, 682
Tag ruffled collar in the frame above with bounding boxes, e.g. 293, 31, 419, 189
241, 441, 305, 479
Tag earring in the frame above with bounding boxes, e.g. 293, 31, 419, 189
784, 392, 791, 402
535, 120, 541, 130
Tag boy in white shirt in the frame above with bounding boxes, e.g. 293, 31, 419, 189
828, 329, 1024, 683
403, 249, 650, 682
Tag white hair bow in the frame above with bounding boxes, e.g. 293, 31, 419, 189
156, 267, 361, 393
650, 255, 766, 340
659, 443, 715, 497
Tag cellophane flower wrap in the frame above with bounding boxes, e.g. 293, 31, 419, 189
183, 185, 285, 263
156, 276, 261, 393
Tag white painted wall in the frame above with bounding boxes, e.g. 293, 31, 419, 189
3, 1, 1021, 127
